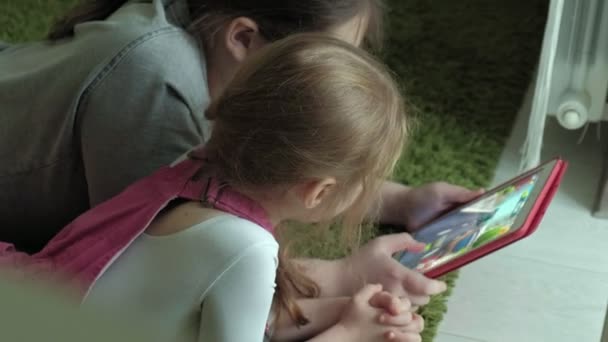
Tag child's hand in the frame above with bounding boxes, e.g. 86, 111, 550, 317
342, 233, 447, 306
337, 284, 423, 342
369, 290, 425, 340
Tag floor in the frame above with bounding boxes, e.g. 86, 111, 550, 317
435, 86, 608, 342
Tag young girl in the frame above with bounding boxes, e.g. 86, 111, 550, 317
0, 34, 424, 341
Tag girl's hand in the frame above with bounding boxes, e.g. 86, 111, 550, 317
343, 233, 447, 306
398, 182, 484, 231
369, 291, 425, 341
369, 290, 412, 317
336, 284, 422, 342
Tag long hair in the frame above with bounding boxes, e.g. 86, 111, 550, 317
204, 33, 409, 326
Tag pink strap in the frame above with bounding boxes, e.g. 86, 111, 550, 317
178, 152, 274, 232
179, 175, 274, 232
0, 153, 274, 298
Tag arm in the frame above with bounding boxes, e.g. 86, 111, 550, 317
289, 182, 413, 299
78, 48, 208, 205
291, 259, 350, 298
374, 181, 412, 225
377, 181, 484, 230
293, 234, 445, 305
198, 242, 278, 342
271, 297, 350, 342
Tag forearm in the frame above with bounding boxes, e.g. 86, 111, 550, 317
373, 181, 411, 225
305, 323, 352, 342
293, 183, 415, 300
293, 259, 351, 297
271, 297, 349, 342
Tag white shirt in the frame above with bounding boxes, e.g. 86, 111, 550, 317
84, 215, 279, 342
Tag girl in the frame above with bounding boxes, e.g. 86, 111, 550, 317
0, 34, 423, 341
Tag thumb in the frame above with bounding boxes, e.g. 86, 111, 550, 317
376, 233, 426, 254
354, 283, 383, 303
442, 184, 484, 204
401, 268, 447, 296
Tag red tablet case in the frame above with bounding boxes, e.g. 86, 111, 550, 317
425, 159, 568, 279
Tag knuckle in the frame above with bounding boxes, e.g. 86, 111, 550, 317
375, 235, 391, 247
432, 182, 447, 194
354, 291, 367, 303
388, 266, 402, 280
416, 315, 425, 332
352, 293, 364, 304
415, 296, 430, 306
351, 298, 365, 310
386, 286, 405, 298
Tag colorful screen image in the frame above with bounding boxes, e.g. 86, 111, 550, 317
398, 174, 539, 272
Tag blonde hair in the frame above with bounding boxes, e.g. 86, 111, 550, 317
204, 33, 408, 326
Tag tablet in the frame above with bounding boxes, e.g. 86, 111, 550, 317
394, 158, 567, 278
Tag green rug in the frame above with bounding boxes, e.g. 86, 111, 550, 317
0, 0, 548, 340
382, 2, 547, 339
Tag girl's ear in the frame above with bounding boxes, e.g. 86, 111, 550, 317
301, 177, 338, 209
223, 17, 267, 63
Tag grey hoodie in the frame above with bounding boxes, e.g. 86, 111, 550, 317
0, 0, 210, 252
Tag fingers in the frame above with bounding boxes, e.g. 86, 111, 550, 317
370, 292, 412, 315
378, 311, 414, 326
384, 330, 421, 342
431, 182, 484, 204
369, 292, 397, 313
401, 268, 447, 296
406, 295, 430, 308
384, 260, 445, 299
382, 314, 425, 341
379, 308, 425, 342
354, 283, 384, 303
374, 233, 426, 255
437, 182, 484, 204
401, 314, 424, 333
458, 188, 485, 203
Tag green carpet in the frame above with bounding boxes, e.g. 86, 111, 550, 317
382, 2, 547, 339
0, 0, 548, 340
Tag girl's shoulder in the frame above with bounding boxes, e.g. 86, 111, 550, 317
0, 0, 207, 110
77, 1, 206, 88
79, 1, 208, 112
145, 201, 278, 261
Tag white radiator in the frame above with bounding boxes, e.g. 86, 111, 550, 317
522, 0, 608, 170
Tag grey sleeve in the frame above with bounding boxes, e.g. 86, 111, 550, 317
198, 242, 278, 342
79, 63, 206, 205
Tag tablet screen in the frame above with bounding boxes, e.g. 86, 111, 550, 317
397, 173, 540, 273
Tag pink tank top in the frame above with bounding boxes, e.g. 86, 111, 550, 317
0, 155, 274, 300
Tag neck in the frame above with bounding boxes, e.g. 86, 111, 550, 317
207, 69, 221, 101
242, 189, 290, 228
197, 153, 286, 227
206, 64, 221, 101
205, 52, 230, 101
